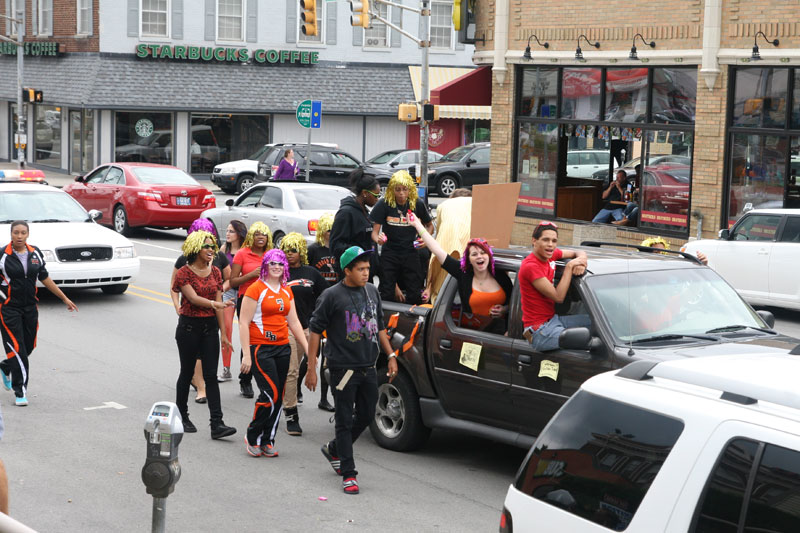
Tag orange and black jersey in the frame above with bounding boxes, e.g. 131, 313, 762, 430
0, 243, 49, 307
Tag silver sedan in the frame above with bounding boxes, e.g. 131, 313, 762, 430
200, 181, 352, 246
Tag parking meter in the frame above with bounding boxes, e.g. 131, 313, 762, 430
142, 402, 183, 533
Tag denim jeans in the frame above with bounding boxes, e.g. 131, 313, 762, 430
592, 207, 624, 223
529, 314, 592, 352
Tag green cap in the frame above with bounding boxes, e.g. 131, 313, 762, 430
339, 245, 372, 269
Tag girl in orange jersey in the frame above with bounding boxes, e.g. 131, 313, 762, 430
239, 249, 309, 457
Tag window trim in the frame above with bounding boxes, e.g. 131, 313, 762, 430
296, 0, 325, 47
140, 0, 171, 39
216, 0, 246, 43
38, 0, 53, 36
76, 0, 92, 35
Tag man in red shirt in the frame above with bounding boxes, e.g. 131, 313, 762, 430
519, 221, 590, 351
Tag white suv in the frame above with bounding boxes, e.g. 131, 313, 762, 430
501, 353, 800, 532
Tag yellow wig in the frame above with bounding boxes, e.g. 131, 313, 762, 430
641, 236, 670, 250
316, 212, 335, 245
243, 221, 273, 249
384, 170, 418, 210
182, 230, 218, 257
279, 232, 308, 265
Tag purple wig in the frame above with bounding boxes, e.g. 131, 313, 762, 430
260, 249, 290, 285
188, 218, 218, 241
460, 238, 496, 276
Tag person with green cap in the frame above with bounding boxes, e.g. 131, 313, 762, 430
306, 245, 397, 495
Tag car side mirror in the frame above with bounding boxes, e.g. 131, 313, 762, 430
718, 228, 730, 240
559, 327, 594, 351
225, 199, 234, 207
466, 158, 477, 166
756, 310, 775, 329
389, 161, 398, 167
87, 209, 102, 221
74, 175, 84, 183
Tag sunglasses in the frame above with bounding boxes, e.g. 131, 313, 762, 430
267, 261, 285, 267
285, 249, 299, 254
365, 189, 381, 198
538, 220, 558, 229
201, 244, 215, 249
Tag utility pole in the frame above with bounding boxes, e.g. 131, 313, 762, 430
418, 0, 430, 191
16, 4, 24, 169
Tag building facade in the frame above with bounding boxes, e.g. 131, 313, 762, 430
0, 0, 474, 175
471, 0, 800, 245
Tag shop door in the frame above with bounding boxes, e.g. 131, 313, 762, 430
70, 111, 82, 174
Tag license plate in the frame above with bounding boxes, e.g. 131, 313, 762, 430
176, 197, 191, 206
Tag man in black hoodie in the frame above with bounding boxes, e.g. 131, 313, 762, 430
306, 246, 397, 495
329, 169, 381, 280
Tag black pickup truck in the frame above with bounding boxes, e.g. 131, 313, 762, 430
368, 244, 798, 451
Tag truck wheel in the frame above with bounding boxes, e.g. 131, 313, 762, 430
236, 174, 255, 194
370, 370, 431, 451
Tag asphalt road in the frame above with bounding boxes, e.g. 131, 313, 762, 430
0, 226, 522, 533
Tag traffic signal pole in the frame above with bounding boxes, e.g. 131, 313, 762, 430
16, 5, 24, 169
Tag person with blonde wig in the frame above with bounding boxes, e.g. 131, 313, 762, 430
370, 170, 433, 304
230, 221, 273, 398
308, 212, 337, 284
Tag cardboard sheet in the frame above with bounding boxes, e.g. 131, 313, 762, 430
471, 182, 523, 248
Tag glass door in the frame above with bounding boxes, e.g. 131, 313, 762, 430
69, 109, 94, 174
70, 110, 81, 173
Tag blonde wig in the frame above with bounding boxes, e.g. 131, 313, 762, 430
243, 221, 273, 250
384, 170, 418, 210
316, 212, 335, 245
182, 230, 218, 258
640, 237, 670, 250
279, 232, 309, 265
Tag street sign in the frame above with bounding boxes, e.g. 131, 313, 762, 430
311, 100, 322, 129
296, 99, 312, 128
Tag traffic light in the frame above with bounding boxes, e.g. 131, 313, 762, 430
452, 0, 462, 31
423, 103, 439, 122
300, 0, 318, 36
349, 0, 370, 28
22, 88, 43, 103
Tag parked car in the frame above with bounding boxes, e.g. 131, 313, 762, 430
426, 142, 491, 197
502, 354, 800, 532
591, 154, 691, 183
254, 143, 360, 188
362, 149, 443, 190
370, 243, 791, 452
211, 142, 282, 194
0, 169, 47, 184
0, 182, 139, 294
200, 181, 352, 247
682, 208, 800, 310
640, 163, 690, 214
565, 150, 611, 178
63, 163, 216, 236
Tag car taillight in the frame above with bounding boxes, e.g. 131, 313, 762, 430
138, 190, 163, 203
202, 194, 215, 206
308, 219, 318, 234
499, 507, 512, 533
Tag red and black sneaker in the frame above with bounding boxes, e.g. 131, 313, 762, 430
320, 443, 341, 475
342, 477, 359, 495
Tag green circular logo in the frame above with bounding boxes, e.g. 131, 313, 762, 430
135, 118, 154, 138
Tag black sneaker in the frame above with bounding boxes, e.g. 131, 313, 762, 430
182, 415, 197, 433
284, 408, 302, 436
321, 443, 341, 475
297, 390, 304, 404
318, 398, 335, 412
211, 422, 237, 440
240, 382, 254, 399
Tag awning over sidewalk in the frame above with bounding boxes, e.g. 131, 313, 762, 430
408, 66, 491, 120
430, 65, 491, 106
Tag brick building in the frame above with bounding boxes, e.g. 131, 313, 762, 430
0, 0, 475, 176
469, 0, 800, 245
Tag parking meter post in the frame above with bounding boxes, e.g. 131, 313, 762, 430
419, 0, 430, 190
306, 119, 312, 182
142, 402, 183, 533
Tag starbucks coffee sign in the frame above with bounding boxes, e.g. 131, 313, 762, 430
0, 42, 60, 56
136, 44, 319, 65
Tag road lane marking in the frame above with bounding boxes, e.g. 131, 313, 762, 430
131, 240, 181, 253
84, 401, 127, 411
138, 255, 179, 263
126, 289, 173, 306
130, 285, 171, 298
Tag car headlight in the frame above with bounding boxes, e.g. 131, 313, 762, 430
114, 246, 136, 259
428, 169, 436, 174
42, 250, 56, 262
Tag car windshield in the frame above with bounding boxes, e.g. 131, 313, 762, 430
247, 145, 270, 160
0, 190, 89, 222
294, 188, 351, 210
132, 167, 198, 185
586, 268, 765, 343
367, 151, 402, 164
441, 146, 473, 162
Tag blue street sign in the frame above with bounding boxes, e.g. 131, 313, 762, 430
311, 100, 322, 129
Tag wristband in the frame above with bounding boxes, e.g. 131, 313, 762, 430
419, 228, 427, 236
388, 351, 398, 359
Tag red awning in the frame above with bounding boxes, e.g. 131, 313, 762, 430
430, 66, 492, 106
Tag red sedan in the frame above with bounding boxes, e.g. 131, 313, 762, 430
64, 163, 215, 235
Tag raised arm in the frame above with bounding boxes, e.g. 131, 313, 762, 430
408, 211, 448, 265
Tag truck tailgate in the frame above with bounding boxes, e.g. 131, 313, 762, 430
383, 302, 437, 398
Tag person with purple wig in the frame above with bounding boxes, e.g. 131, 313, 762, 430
238, 249, 308, 458
409, 213, 513, 333
170, 219, 230, 403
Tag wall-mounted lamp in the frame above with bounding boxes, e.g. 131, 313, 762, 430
751, 31, 779, 61
523, 34, 549, 60
629, 33, 655, 60
575, 34, 600, 60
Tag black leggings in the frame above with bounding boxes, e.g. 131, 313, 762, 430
175, 316, 223, 424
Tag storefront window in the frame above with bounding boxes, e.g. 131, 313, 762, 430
652, 68, 697, 125
115, 112, 173, 165
561, 68, 601, 121
190, 114, 269, 173
732, 68, 788, 129
792, 70, 800, 130
727, 134, 786, 224
789, 137, 800, 209
516, 122, 557, 216
34, 105, 62, 167
464, 119, 490, 144
520, 67, 558, 118
605, 68, 648, 122
638, 131, 693, 231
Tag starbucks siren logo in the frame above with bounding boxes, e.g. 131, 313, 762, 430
135, 118, 154, 138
